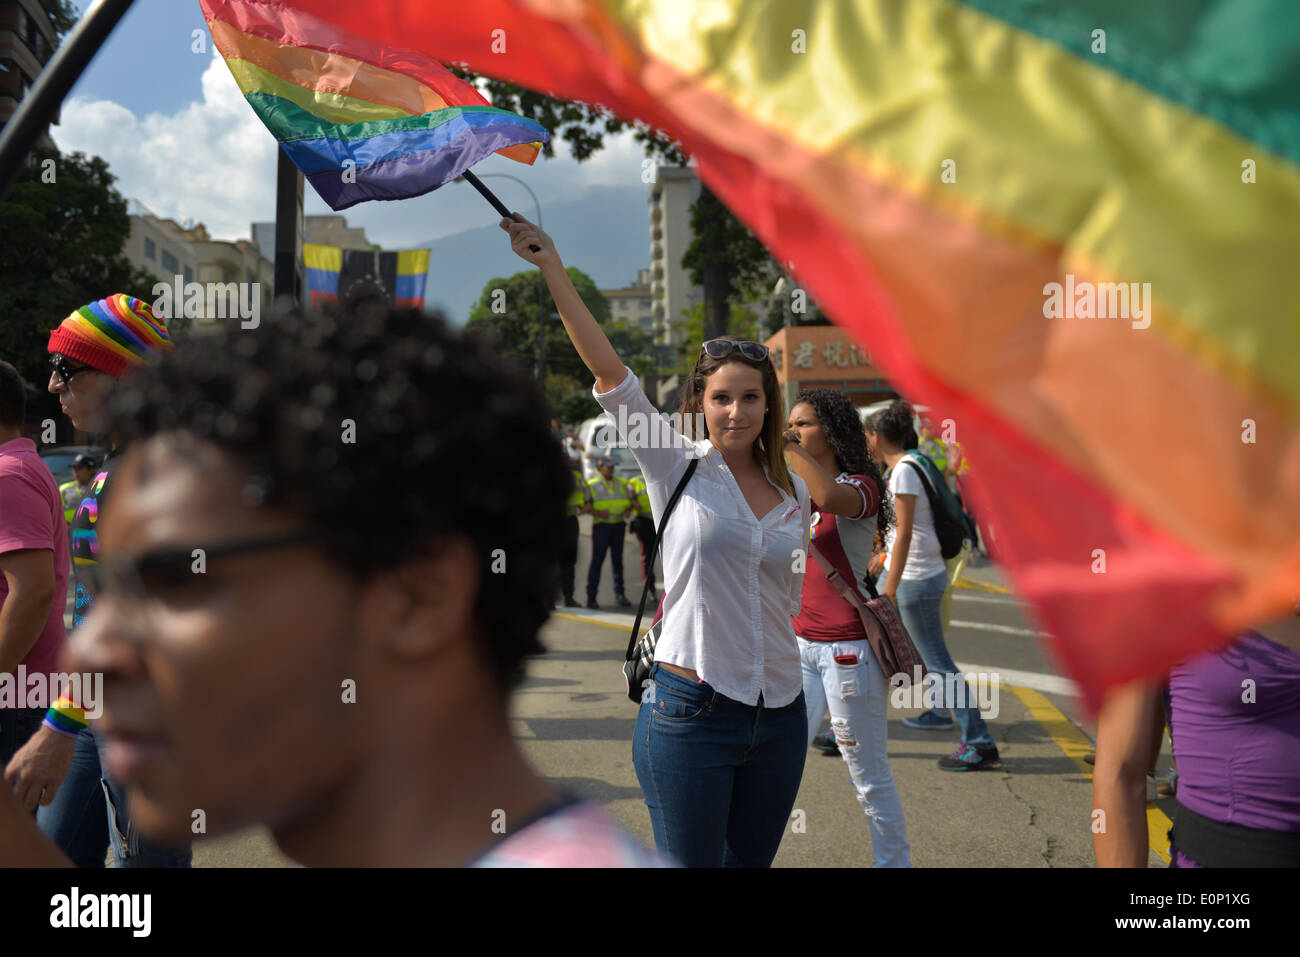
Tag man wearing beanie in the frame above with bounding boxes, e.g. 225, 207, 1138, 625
4, 294, 190, 868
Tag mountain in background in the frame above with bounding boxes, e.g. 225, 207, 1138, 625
417, 183, 651, 324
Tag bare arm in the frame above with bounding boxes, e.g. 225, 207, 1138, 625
1092, 680, 1162, 867
0, 549, 56, 676
784, 444, 869, 518
881, 494, 914, 600
501, 216, 626, 392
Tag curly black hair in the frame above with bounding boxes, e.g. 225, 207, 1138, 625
794, 388, 892, 536
104, 301, 568, 693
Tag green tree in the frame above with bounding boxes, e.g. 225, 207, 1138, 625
458, 74, 785, 343
467, 265, 612, 381
42, 0, 79, 39
0, 148, 159, 428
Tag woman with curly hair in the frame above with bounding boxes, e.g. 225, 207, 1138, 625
785, 389, 909, 865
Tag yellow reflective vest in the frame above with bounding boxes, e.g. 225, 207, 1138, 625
587, 475, 631, 522
628, 476, 650, 515
57, 480, 86, 524
566, 469, 589, 516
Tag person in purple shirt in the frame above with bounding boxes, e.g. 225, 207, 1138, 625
1093, 606, 1300, 867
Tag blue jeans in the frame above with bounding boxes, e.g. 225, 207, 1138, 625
587, 521, 626, 598
896, 572, 994, 747
37, 726, 192, 868
632, 663, 807, 867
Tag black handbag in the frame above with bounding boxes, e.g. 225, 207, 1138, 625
622, 458, 698, 703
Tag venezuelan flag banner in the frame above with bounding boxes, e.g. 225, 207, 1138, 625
198, 0, 549, 210
289, 0, 1300, 706
303, 244, 430, 309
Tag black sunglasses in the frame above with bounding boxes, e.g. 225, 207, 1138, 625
50, 354, 95, 386
83, 529, 328, 609
702, 339, 769, 362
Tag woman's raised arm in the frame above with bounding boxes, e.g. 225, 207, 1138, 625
502, 215, 626, 393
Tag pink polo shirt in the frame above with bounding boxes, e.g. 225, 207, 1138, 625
0, 437, 69, 678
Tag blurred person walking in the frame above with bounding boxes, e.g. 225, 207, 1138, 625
0, 301, 666, 867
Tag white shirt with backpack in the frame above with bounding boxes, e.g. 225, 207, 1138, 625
881, 456, 946, 581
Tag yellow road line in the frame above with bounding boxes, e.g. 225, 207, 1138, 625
1007, 685, 1171, 864
954, 578, 1014, 595
550, 612, 643, 632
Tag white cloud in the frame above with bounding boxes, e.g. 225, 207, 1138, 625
54, 50, 278, 241
52, 49, 651, 249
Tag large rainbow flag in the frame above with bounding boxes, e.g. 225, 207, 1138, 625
286, 0, 1300, 706
198, 0, 549, 209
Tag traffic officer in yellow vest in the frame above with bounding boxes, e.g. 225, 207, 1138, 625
586, 456, 633, 609
558, 457, 592, 607
627, 472, 658, 601
57, 454, 98, 526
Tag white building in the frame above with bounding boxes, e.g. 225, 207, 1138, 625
600, 268, 654, 336
648, 166, 702, 346
124, 201, 273, 330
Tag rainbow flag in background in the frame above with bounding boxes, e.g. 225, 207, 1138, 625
198, 0, 549, 210
287, 0, 1300, 707
303, 245, 430, 310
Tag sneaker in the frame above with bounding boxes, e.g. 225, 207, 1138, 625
812, 731, 839, 755
902, 710, 954, 730
938, 742, 1002, 771
586, 598, 599, 610
614, 594, 633, 608
1083, 750, 1096, 765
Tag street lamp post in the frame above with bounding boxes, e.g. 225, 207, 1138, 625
469, 173, 546, 386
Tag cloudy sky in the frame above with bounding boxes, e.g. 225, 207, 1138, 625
53, 0, 653, 315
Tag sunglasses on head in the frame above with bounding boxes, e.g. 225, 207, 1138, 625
701, 339, 769, 362
50, 354, 95, 386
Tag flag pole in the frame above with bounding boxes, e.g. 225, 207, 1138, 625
0, 0, 138, 199
462, 170, 540, 252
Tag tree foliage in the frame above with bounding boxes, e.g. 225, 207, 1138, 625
0, 149, 159, 427
466, 265, 611, 381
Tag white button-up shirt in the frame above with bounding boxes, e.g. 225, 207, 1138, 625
594, 368, 810, 707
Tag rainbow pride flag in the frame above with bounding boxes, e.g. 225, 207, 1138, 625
198, 0, 549, 210
303, 245, 430, 310
289, 0, 1300, 706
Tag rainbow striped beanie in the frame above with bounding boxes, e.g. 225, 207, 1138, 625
48, 294, 173, 379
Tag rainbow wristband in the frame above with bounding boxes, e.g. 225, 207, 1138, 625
43, 697, 88, 738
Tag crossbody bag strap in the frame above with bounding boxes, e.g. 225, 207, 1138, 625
624, 457, 699, 661
809, 538, 872, 613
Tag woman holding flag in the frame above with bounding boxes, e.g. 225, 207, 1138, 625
503, 215, 812, 868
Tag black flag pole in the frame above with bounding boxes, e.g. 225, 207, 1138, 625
0, 0, 138, 199
461, 169, 540, 252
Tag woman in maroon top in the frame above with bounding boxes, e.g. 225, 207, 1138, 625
784, 389, 910, 866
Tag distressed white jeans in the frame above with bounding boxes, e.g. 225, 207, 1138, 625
798, 635, 911, 867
